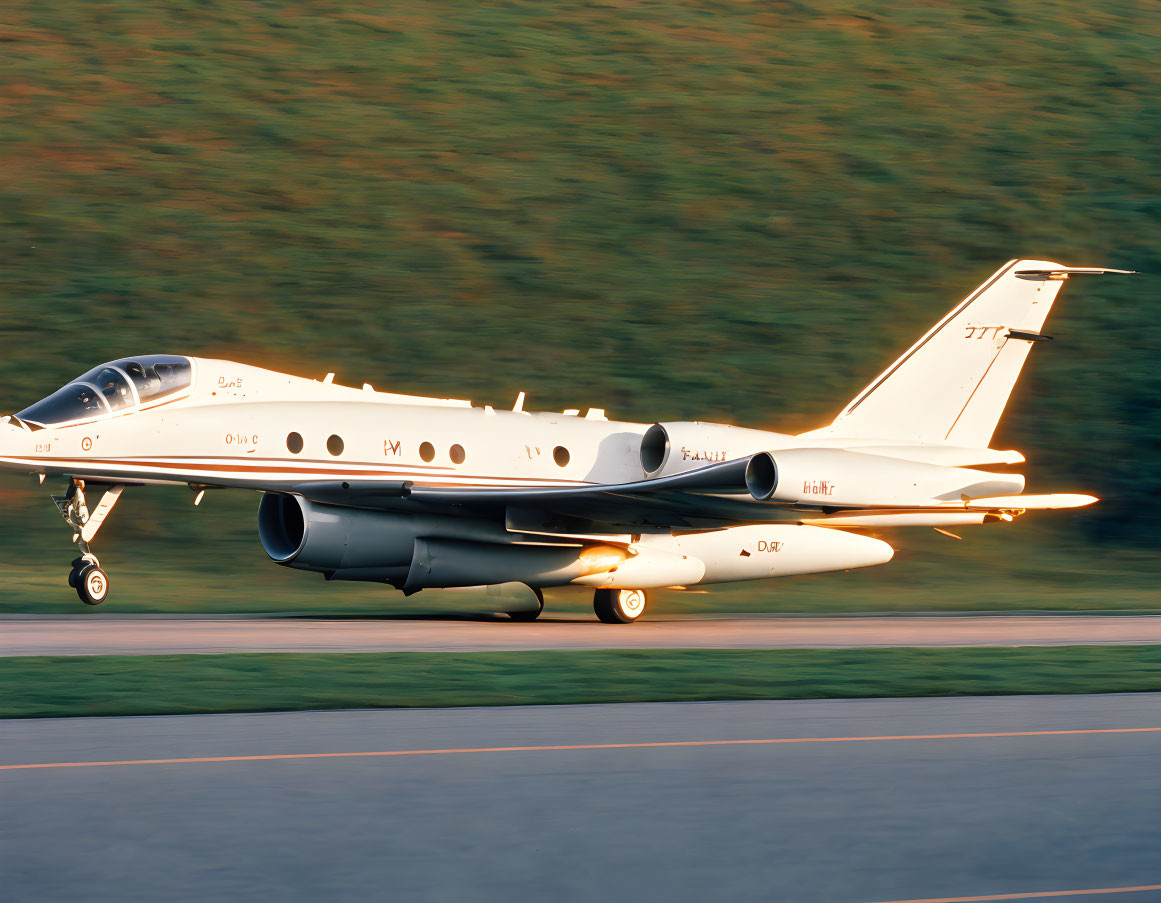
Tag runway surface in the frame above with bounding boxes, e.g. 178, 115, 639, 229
3, 694, 1161, 902
3, 613, 1161, 656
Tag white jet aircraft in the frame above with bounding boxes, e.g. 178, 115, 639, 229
0, 259, 1129, 620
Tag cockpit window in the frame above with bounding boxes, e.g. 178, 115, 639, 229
18, 355, 192, 427
89, 368, 133, 412
120, 357, 189, 402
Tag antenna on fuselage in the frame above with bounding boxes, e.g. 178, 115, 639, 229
513, 391, 526, 413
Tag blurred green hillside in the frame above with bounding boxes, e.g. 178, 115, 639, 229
1, 0, 1158, 611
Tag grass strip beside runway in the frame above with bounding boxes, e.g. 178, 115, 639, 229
5, 647, 1161, 719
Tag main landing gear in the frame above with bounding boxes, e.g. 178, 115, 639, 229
52, 480, 125, 606
593, 588, 648, 624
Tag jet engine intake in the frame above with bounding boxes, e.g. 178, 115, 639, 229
640, 421, 795, 478
259, 494, 636, 589
258, 494, 527, 579
258, 493, 419, 576
258, 492, 306, 562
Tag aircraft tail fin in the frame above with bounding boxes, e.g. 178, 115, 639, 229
809, 260, 1131, 447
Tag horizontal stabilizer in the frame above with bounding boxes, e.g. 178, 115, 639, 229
1014, 267, 1134, 279
965, 493, 1099, 510
855, 445, 1025, 467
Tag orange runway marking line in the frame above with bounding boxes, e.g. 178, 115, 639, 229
2, 726, 1160, 772
869, 882, 1161, 901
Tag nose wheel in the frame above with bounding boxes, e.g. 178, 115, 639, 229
51, 480, 124, 606
69, 555, 110, 605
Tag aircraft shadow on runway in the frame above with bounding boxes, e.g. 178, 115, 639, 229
281, 612, 599, 624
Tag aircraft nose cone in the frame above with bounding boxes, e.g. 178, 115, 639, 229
0, 417, 34, 473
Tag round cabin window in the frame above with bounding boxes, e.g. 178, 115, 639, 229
327, 434, 344, 456
286, 432, 303, 454
419, 441, 435, 463
450, 444, 466, 464
553, 445, 570, 467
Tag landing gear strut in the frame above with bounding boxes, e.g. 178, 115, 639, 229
593, 588, 648, 624
52, 480, 124, 606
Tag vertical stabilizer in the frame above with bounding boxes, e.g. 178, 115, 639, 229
810, 260, 1129, 446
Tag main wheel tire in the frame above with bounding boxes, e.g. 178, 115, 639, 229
68, 556, 90, 588
593, 588, 648, 624
75, 564, 110, 606
509, 587, 545, 622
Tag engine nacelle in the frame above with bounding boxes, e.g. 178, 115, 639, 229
258, 493, 633, 589
258, 493, 419, 578
640, 421, 795, 478
744, 448, 1025, 508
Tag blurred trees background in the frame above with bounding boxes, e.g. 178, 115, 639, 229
0, 1, 1158, 608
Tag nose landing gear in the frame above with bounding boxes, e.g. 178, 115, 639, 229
51, 480, 124, 606
69, 555, 110, 605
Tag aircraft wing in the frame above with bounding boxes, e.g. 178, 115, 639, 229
287, 458, 1097, 532
289, 458, 790, 530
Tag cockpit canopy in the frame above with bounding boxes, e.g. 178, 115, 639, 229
17, 355, 192, 428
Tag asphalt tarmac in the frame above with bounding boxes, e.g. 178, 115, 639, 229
3, 613, 1161, 656
3, 694, 1161, 902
